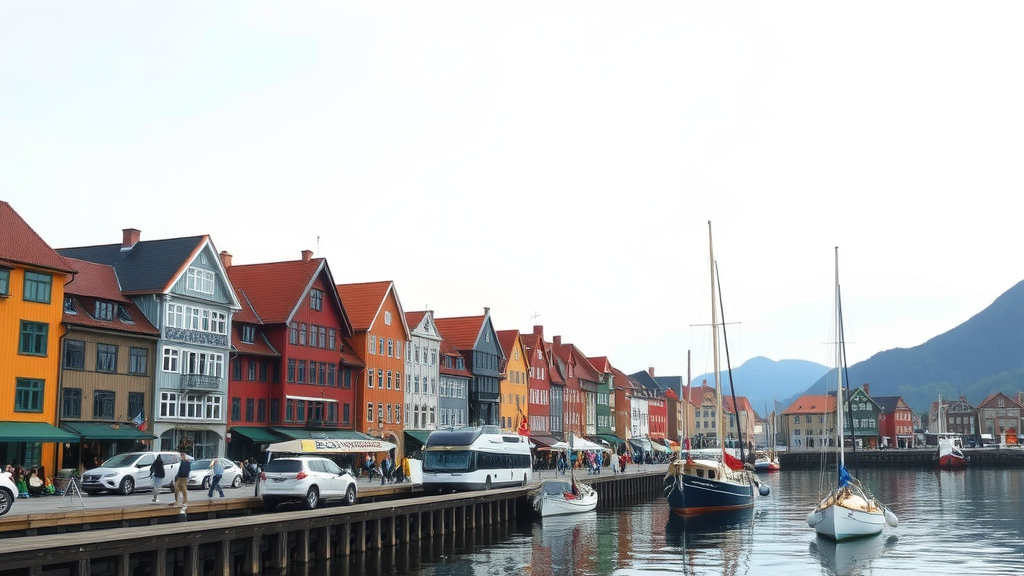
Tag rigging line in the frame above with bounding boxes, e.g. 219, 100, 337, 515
836, 247, 861, 477
715, 261, 747, 467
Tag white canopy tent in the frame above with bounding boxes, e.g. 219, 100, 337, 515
551, 437, 611, 452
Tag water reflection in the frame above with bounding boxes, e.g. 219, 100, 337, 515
808, 534, 897, 576
663, 509, 755, 576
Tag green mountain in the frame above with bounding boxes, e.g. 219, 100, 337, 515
805, 279, 1024, 414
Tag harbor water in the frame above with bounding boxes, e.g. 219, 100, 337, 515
331, 467, 1024, 576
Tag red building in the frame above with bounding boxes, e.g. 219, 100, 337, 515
875, 396, 915, 449
223, 250, 355, 460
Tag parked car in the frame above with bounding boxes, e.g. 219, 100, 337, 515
187, 458, 243, 490
81, 451, 184, 495
0, 471, 16, 516
259, 456, 358, 511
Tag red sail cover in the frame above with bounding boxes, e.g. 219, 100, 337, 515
724, 451, 745, 471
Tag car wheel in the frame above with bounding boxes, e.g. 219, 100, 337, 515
343, 485, 356, 506
231, 475, 241, 489
484, 476, 491, 490
202, 477, 211, 491
263, 497, 279, 512
120, 477, 135, 496
305, 486, 320, 510
0, 488, 12, 516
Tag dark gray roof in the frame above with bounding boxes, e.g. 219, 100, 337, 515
873, 396, 905, 413
629, 370, 663, 392
58, 236, 204, 294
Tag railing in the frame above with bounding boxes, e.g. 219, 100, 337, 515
179, 373, 222, 390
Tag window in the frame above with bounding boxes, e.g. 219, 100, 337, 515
387, 339, 394, 357
62, 388, 82, 418
93, 390, 115, 419
64, 340, 85, 369
23, 271, 52, 303
289, 322, 298, 345
95, 300, 115, 321
64, 296, 76, 313
395, 372, 401, 391
118, 306, 133, 322
128, 392, 144, 421
95, 343, 117, 373
166, 303, 185, 328
285, 400, 294, 422
367, 403, 374, 422
297, 360, 306, 384
384, 311, 392, 325
163, 348, 180, 372
231, 397, 241, 420
247, 360, 256, 381
287, 360, 296, 382
242, 325, 255, 343
271, 399, 280, 423
328, 329, 336, 351
186, 268, 215, 294
19, 321, 48, 356
343, 403, 351, 426
396, 405, 401, 424
387, 371, 393, 390
310, 289, 323, 311
298, 324, 307, 346
0, 268, 8, 296
246, 398, 254, 422
129, 347, 148, 375
258, 399, 266, 422
15, 379, 44, 412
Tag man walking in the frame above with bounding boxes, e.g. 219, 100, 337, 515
208, 457, 225, 498
172, 451, 191, 507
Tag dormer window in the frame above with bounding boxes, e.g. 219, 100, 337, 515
64, 296, 77, 314
242, 325, 256, 344
95, 300, 115, 321
310, 289, 323, 311
118, 306, 133, 323
186, 268, 215, 295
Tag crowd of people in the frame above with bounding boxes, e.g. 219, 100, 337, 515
5, 463, 56, 497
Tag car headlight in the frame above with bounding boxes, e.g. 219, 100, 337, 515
103, 473, 116, 478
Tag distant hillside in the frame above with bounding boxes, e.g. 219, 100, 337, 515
804, 279, 1024, 413
690, 357, 828, 418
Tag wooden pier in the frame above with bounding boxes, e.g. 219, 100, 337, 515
0, 470, 664, 576
779, 446, 1024, 469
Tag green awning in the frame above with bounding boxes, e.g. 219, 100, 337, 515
230, 426, 286, 443
60, 422, 156, 440
594, 434, 625, 447
404, 430, 432, 444
271, 427, 373, 441
0, 422, 80, 443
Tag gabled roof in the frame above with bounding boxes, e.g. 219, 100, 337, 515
977, 391, 1023, 410
433, 314, 486, 351
0, 201, 76, 273
782, 395, 837, 415
439, 335, 473, 378
59, 235, 208, 294
62, 258, 158, 336
496, 329, 519, 359
339, 336, 365, 368
588, 356, 612, 374
723, 395, 754, 417
231, 324, 279, 358
874, 396, 910, 413
336, 280, 409, 338
552, 340, 601, 383
405, 310, 426, 328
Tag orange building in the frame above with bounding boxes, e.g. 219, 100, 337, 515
336, 281, 410, 460
0, 201, 80, 471
496, 329, 529, 433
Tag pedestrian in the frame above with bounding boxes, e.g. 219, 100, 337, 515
150, 454, 166, 502
13, 467, 28, 498
596, 450, 603, 474
208, 456, 225, 498
611, 452, 620, 475
620, 453, 628, 474
380, 455, 391, 485
172, 451, 191, 507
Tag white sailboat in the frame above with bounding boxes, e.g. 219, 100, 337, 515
754, 400, 780, 472
531, 433, 598, 517
806, 247, 898, 541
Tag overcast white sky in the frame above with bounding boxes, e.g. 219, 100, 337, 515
3, 1, 1022, 380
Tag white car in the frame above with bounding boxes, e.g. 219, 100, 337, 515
0, 471, 16, 516
259, 456, 357, 511
187, 459, 243, 490
81, 451, 184, 495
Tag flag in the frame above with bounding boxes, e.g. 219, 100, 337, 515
132, 410, 146, 431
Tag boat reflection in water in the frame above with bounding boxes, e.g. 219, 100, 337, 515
664, 507, 755, 576
535, 510, 597, 574
809, 533, 898, 576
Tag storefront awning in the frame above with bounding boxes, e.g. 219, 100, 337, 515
404, 430, 432, 445
271, 427, 374, 441
60, 422, 155, 440
0, 422, 80, 443
529, 436, 560, 450
230, 426, 286, 443
593, 434, 625, 447
651, 440, 672, 453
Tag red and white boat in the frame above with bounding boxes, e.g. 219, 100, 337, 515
934, 434, 968, 469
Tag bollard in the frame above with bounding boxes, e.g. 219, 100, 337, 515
178, 506, 187, 522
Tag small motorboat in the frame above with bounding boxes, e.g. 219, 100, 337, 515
531, 478, 597, 517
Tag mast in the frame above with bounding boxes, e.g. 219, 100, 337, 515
835, 247, 846, 471
717, 263, 746, 464
709, 221, 724, 460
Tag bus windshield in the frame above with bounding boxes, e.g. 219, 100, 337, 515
423, 450, 474, 472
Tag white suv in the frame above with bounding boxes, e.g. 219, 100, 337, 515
81, 451, 183, 495
0, 471, 16, 516
259, 456, 357, 511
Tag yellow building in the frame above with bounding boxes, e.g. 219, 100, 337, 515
0, 201, 80, 472
497, 330, 529, 433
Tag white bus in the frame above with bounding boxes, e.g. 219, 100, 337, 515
422, 425, 533, 492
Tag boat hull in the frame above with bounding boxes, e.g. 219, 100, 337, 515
754, 460, 780, 472
665, 471, 755, 517
807, 502, 884, 541
534, 492, 598, 517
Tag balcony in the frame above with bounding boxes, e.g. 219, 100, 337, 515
178, 373, 222, 391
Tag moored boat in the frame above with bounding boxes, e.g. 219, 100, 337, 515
531, 478, 598, 517
934, 434, 968, 469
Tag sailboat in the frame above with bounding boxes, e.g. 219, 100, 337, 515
806, 247, 898, 541
664, 221, 769, 517
754, 401, 780, 472
932, 395, 968, 469
531, 433, 598, 517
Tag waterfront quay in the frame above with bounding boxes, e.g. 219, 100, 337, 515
779, 446, 1024, 469
0, 467, 666, 576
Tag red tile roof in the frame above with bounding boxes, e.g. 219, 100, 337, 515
0, 201, 76, 273
405, 311, 426, 329
64, 258, 127, 301
228, 259, 325, 323
496, 329, 519, 358
62, 258, 158, 336
231, 324, 279, 357
336, 280, 404, 332
433, 315, 484, 350
439, 336, 473, 378
782, 395, 836, 415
